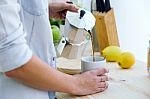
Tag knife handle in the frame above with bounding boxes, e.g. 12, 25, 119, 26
96, 0, 105, 13
100, 0, 105, 13
105, 0, 111, 12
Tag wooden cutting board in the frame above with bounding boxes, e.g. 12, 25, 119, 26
56, 57, 81, 74
57, 52, 101, 74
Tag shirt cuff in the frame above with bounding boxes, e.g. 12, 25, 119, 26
0, 44, 32, 72
0, 25, 33, 72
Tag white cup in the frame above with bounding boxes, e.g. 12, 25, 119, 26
81, 55, 106, 72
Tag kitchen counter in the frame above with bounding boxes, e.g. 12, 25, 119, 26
56, 57, 150, 99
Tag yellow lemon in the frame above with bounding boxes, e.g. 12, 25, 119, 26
102, 46, 122, 62
117, 52, 135, 69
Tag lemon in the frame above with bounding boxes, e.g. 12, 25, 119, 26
102, 46, 122, 62
117, 52, 135, 69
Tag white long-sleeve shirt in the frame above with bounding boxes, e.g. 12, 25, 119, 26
0, 0, 56, 99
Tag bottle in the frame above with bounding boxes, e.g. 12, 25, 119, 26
147, 40, 150, 76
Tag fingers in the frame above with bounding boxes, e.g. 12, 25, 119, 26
97, 82, 108, 88
64, 3, 79, 12
96, 87, 108, 93
96, 82, 108, 93
58, 3, 79, 19
74, 70, 109, 95
97, 75, 109, 82
93, 68, 109, 76
59, 11, 67, 19
96, 75, 109, 92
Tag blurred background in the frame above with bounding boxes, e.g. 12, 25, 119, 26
111, 0, 150, 62
50, 0, 150, 62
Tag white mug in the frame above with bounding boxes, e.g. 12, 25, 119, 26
81, 55, 106, 72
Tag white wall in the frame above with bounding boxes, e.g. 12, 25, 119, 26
111, 0, 150, 62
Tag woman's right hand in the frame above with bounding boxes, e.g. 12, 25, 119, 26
71, 68, 109, 95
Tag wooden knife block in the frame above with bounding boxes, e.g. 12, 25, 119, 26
93, 8, 119, 54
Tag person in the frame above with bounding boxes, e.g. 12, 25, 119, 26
0, 0, 109, 99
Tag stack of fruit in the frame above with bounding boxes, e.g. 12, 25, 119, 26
50, 18, 65, 46
102, 46, 135, 69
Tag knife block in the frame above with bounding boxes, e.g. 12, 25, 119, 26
93, 8, 119, 54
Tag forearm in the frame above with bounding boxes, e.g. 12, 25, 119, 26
5, 55, 77, 94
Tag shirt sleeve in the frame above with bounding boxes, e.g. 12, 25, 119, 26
0, 0, 33, 72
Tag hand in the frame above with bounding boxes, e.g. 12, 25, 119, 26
49, 2, 79, 19
72, 68, 109, 95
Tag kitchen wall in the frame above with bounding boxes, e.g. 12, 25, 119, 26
76, 0, 150, 62
111, 0, 150, 62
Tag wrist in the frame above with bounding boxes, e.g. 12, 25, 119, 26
56, 73, 80, 94
68, 75, 82, 95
